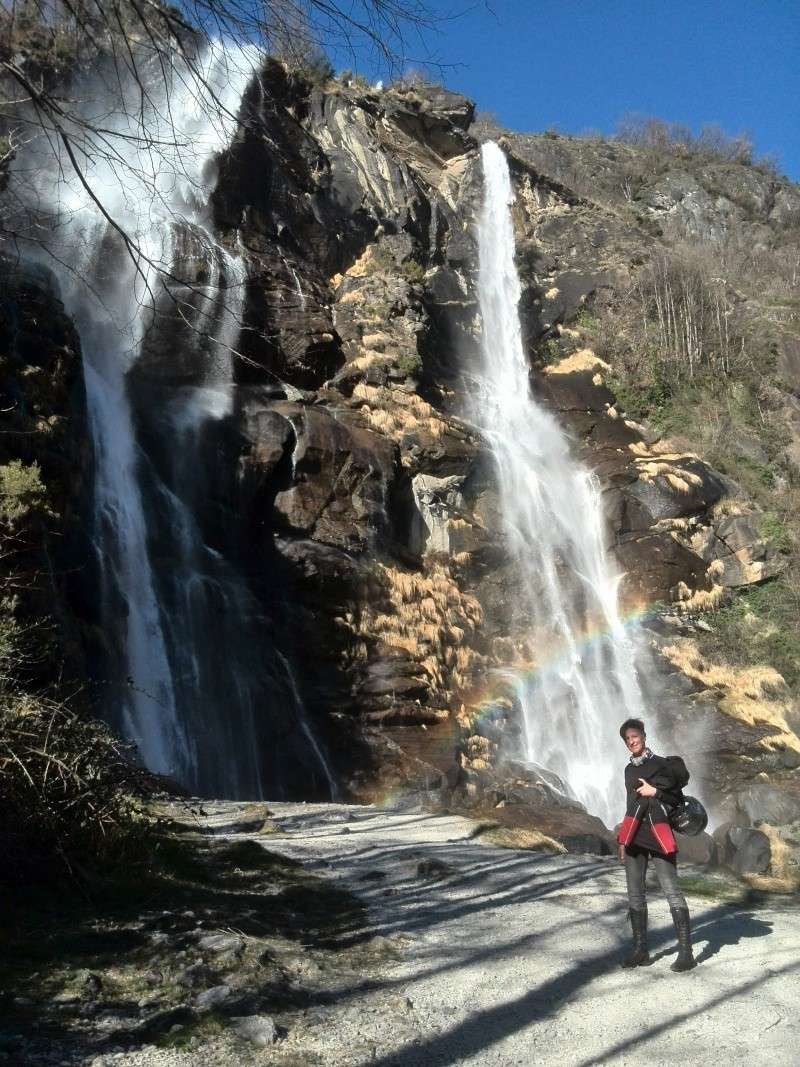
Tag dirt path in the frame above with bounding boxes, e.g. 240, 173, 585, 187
263, 801, 800, 1067
7, 800, 798, 1066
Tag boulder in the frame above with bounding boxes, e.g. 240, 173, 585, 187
624, 459, 726, 524
195, 984, 234, 1012
231, 1014, 279, 1047
737, 783, 800, 826
728, 828, 771, 875
712, 821, 740, 866
560, 834, 613, 856
686, 511, 785, 588
196, 933, 244, 956
676, 831, 717, 866
417, 857, 454, 879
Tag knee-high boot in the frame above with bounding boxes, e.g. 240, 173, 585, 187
621, 907, 650, 967
670, 906, 696, 972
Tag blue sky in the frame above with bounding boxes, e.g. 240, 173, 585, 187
329, 0, 800, 180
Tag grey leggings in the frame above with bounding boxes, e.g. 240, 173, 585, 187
624, 845, 688, 911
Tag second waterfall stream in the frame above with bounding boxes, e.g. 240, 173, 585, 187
475, 142, 646, 826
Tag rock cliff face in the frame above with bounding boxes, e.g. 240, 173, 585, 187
3, 61, 799, 872
202, 66, 799, 824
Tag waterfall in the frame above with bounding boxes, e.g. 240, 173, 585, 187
18, 44, 336, 799
475, 143, 646, 826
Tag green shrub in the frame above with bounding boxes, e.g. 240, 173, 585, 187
697, 578, 800, 692
539, 338, 562, 365
0, 460, 49, 525
609, 360, 673, 420
396, 351, 422, 378
366, 246, 394, 274
759, 512, 793, 554
401, 258, 426, 284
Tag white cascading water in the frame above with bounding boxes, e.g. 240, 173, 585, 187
18, 44, 336, 798
53, 45, 257, 785
475, 143, 646, 826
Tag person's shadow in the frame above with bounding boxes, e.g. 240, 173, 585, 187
652, 910, 773, 965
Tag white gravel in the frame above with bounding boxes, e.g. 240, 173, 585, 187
14, 801, 798, 1067
262, 800, 800, 1067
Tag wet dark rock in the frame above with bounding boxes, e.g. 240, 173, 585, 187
271, 405, 398, 548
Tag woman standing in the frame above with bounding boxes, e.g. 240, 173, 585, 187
617, 717, 696, 972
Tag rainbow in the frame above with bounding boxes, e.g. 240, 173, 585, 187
361, 601, 658, 809
465, 601, 656, 729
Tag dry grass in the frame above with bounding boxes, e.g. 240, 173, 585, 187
351, 382, 449, 447
755, 822, 798, 890
470, 821, 566, 855
661, 638, 800, 752
671, 579, 727, 613
356, 561, 486, 699
542, 347, 610, 376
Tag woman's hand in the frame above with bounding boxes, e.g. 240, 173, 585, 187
636, 778, 657, 797
618, 843, 626, 863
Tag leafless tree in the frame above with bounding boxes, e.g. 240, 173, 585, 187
0, 0, 448, 258
635, 245, 744, 382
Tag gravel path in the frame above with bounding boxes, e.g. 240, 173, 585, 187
11, 801, 797, 1067
261, 801, 800, 1067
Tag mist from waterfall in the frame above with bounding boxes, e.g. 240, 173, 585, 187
17, 45, 336, 800
474, 142, 647, 826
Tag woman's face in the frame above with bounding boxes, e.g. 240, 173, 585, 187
624, 728, 646, 757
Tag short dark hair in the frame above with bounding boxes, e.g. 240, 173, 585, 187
619, 718, 646, 739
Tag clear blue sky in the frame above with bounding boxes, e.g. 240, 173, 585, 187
329, 0, 800, 181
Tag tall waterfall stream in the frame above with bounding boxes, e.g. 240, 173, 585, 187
475, 143, 646, 826
24, 46, 335, 800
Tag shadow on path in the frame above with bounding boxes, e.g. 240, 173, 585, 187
357, 898, 781, 1067
576, 958, 799, 1067
650, 908, 774, 965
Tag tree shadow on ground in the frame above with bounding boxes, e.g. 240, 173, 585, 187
0, 831, 366, 1058
575, 957, 798, 1067
363, 903, 787, 1067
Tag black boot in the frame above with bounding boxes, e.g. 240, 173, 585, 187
621, 908, 650, 967
670, 906, 696, 972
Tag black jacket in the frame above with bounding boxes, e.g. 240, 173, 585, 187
622, 753, 685, 852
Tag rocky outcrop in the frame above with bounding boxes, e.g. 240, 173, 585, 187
203, 69, 799, 848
